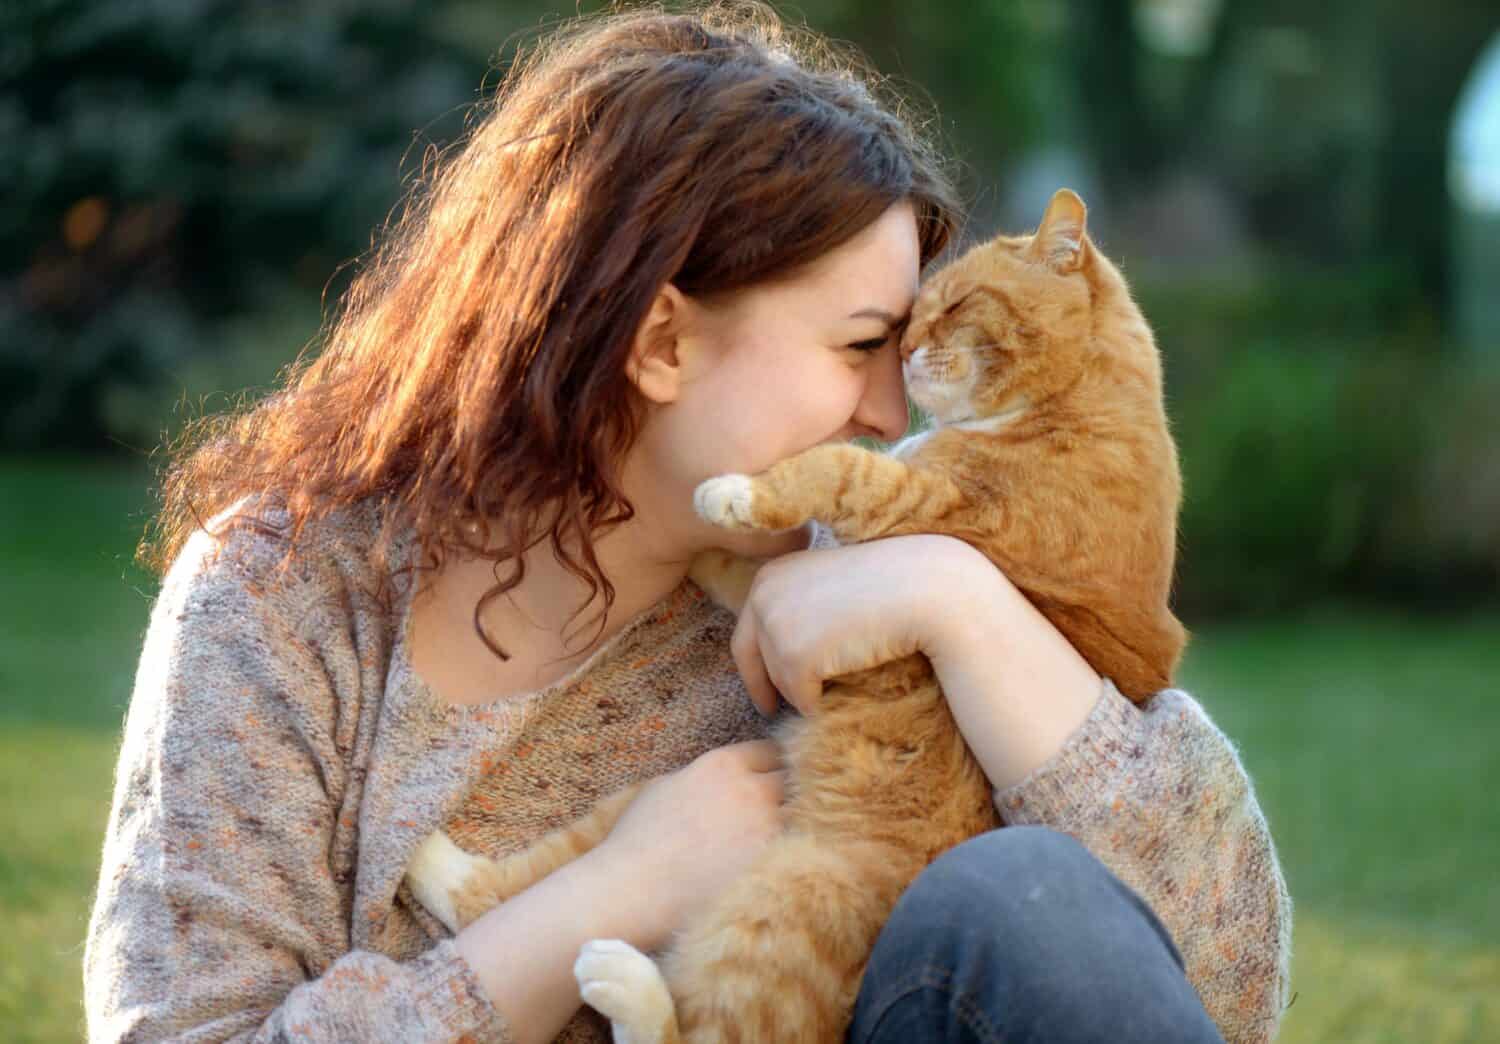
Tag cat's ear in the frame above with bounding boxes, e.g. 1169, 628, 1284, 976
1030, 189, 1089, 273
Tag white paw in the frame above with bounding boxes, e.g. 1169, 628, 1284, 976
574, 938, 673, 1044
404, 830, 482, 935
693, 474, 755, 529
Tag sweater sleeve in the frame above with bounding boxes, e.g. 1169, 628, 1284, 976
83, 520, 510, 1043
992, 678, 1293, 1044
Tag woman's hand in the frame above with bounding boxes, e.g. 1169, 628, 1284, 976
593, 739, 787, 951
733, 534, 1103, 788
729, 533, 982, 715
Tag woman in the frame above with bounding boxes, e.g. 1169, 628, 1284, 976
85, 5, 1291, 1042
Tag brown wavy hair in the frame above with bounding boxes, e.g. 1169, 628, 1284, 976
142, 1, 962, 657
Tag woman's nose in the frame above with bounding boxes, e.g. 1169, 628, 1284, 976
852, 344, 911, 443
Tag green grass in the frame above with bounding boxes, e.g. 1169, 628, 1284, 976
2, 456, 1497, 1042
0, 457, 158, 732
1, 457, 157, 1043
1177, 612, 1500, 1040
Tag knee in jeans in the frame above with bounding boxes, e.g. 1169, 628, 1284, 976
920, 827, 1098, 900
860, 828, 1215, 1043
889, 828, 1114, 951
950, 825, 1092, 868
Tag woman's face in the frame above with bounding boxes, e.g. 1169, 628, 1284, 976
625, 201, 921, 558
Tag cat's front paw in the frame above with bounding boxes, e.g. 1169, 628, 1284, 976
574, 938, 674, 1044
404, 830, 484, 935
693, 474, 757, 530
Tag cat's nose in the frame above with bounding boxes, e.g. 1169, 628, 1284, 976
899, 338, 919, 362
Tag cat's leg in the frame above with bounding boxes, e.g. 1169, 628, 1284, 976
406, 831, 494, 933
662, 833, 919, 1043
405, 782, 643, 933
574, 939, 681, 1044
686, 549, 762, 615
694, 443, 966, 545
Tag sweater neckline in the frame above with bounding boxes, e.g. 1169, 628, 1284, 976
386, 521, 705, 718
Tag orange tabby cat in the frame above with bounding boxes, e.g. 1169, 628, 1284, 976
406, 188, 1186, 1043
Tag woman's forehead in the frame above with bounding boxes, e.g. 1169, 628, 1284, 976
714, 203, 920, 323
801, 204, 921, 309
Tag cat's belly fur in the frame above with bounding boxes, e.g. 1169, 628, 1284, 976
776, 654, 1000, 859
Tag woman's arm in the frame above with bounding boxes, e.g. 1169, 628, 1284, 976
455, 847, 652, 1044
84, 519, 648, 1043
981, 679, 1294, 1044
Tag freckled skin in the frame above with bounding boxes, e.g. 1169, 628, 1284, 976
411, 190, 1187, 1043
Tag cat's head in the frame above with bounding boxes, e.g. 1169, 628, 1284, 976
900, 188, 1120, 426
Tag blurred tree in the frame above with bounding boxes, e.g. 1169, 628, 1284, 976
1373, 0, 1496, 304
0, 0, 553, 450
1067, 0, 1246, 200
802, 0, 1051, 216
1066, 0, 1496, 299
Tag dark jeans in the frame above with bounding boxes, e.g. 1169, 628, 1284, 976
847, 827, 1225, 1043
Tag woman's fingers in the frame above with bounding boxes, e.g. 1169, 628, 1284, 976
732, 602, 826, 716
731, 611, 782, 717
720, 738, 782, 772
776, 669, 821, 717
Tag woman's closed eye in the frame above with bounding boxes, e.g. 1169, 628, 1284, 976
849, 319, 908, 352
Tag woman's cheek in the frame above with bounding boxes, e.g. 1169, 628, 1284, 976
687, 352, 858, 474
702, 401, 787, 477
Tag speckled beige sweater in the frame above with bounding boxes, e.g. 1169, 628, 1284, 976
84, 497, 1292, 1043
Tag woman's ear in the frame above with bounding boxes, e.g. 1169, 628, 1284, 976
627, 282, 692, 404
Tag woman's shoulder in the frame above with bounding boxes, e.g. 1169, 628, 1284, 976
171, 493, 398, 590
157, 493, 409, 649
136, 495, 411, 755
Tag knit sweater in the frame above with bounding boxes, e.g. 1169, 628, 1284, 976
84, 497, 1292, 1043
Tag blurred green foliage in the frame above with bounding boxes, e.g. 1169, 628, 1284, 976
2, 0, 1495, 612
2, 0, 521, 448
1139, 263, 1499, 613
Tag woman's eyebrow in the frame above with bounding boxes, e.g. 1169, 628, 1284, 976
847, 307, 911, 328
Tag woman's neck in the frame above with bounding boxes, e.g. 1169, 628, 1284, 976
406, 508, 695, 706
455, 515, 693, 657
